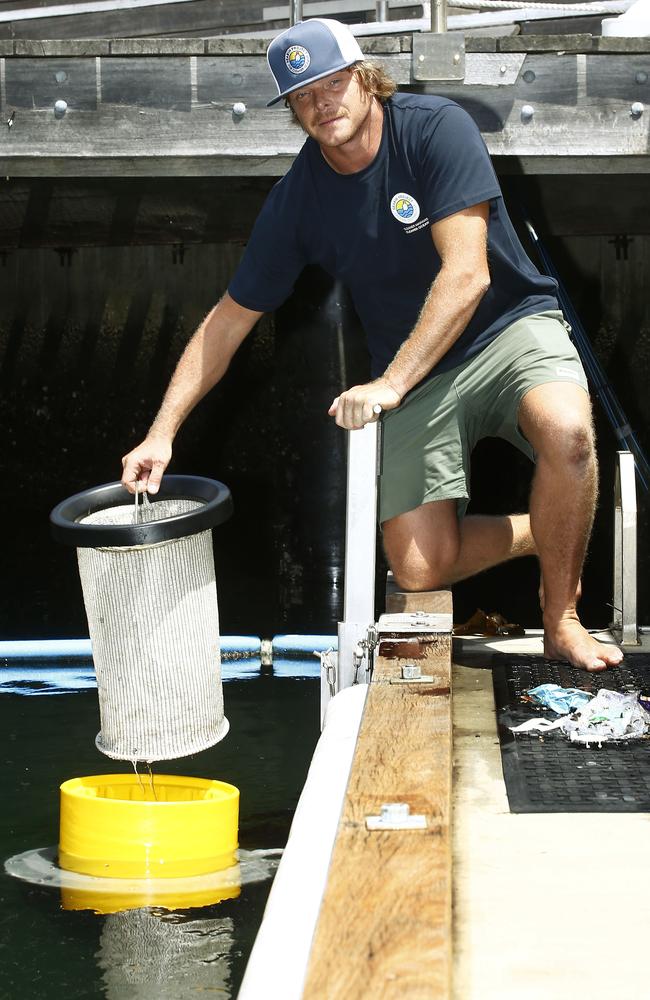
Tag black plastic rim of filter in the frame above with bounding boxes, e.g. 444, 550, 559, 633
49, 476, 233, 548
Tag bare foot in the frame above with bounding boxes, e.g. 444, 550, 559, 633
544, 616, 623, 672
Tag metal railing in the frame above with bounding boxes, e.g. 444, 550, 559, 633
613, 450, 639, 646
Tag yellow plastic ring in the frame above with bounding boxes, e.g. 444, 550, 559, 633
59, 774, 239, 879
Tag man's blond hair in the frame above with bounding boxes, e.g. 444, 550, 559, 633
286, 60, 397, 122
352, 60, 397, 101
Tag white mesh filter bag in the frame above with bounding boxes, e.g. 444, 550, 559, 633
76, 498, 228, 761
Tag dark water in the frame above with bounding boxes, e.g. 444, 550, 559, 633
0, 668, 320, 1000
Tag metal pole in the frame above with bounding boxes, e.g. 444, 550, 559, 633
330, 420, 380, 710
613, 450, 639, 645
290, 0, 303, 25
376, 0, 389, 20
431, 0, 447, 32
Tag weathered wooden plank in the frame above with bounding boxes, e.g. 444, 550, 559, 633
5, 57, 98, 109
302, 601, 452, 1000
494, 154, 650, 175
1, 50, 649, 174
498, 33, 593, 53
0, 152, 300, 175
593, 36, 650, 54
465, 36, 498, 54
205, 36, 270, 55
101, 56, 192, 110
0, 0, 277, 40
518, 15, 604, 38
0, 104, 301, 149
14, 38, 110, 55
586, 53, 650, 102
7, 151, 649, 178
110, 37, 204, 54
262, 0, 418, 20
197, 55, 278, 110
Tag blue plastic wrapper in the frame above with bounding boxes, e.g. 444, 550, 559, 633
526, 683, 593, 715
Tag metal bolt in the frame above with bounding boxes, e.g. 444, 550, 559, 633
232, 101, 247, 117
401, 663, 421, 680
500, 64, 507, 75
521, 104, 535, 122
523, 70, 536, 84
419, 54, 425, 63
631, 102, 644, 118
453, 52, 460, 65
54, 99, 67, 118
635, 71, 648, 85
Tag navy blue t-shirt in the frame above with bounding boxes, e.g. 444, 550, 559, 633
229, 93, 558, 379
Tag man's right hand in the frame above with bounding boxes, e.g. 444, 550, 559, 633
121, 433, 173, 495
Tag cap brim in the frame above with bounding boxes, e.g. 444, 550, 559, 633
266, 59, 359, 107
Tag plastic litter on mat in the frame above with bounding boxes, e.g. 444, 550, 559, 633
526, 683, 593, 715
509, 717, 565, 734
510, 688, 650, 744
558, 689, 650, 745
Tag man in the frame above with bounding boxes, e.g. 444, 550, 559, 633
121, 18, 622, 673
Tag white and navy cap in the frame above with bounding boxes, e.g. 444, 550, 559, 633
266, 18, 364, 107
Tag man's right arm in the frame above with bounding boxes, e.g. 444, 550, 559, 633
121, 292, 263, 494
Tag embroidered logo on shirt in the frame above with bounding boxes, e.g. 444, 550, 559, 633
390, 193, 420, 224
285, 45, 311, 74
556, 365, 583, 382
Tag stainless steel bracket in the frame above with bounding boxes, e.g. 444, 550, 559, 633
412, 33, 465, 82
366, 802, 427, 831
377, 612, 453, 634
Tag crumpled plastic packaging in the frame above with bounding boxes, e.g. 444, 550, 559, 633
510, 687, 650, 744
526, 683, 593, 715
559, 689, 650, 745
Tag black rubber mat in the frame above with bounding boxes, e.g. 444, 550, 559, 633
492, 653, 650, 813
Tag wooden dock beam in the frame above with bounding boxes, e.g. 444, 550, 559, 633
302, 590, 453, 999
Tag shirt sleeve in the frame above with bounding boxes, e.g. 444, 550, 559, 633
228, 177, 307, 313
416, 102, 502, 224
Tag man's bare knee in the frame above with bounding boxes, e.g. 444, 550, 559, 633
388, 537, 460, 591
382, 499, 461, 592
390, 563, 449, 592
537, 419, 596, 473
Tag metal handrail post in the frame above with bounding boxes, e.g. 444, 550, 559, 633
613, 450, 639, 645
290, 0, 303, 25
431, 0, 447, 32
324, 420, 380, 720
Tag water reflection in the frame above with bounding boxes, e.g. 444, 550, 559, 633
97, 908, 235, 999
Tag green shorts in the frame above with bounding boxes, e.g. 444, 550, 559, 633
379, 310, 589, 523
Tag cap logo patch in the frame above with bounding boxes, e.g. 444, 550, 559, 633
285, 45, 311, 75
390, 193, 420, 224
